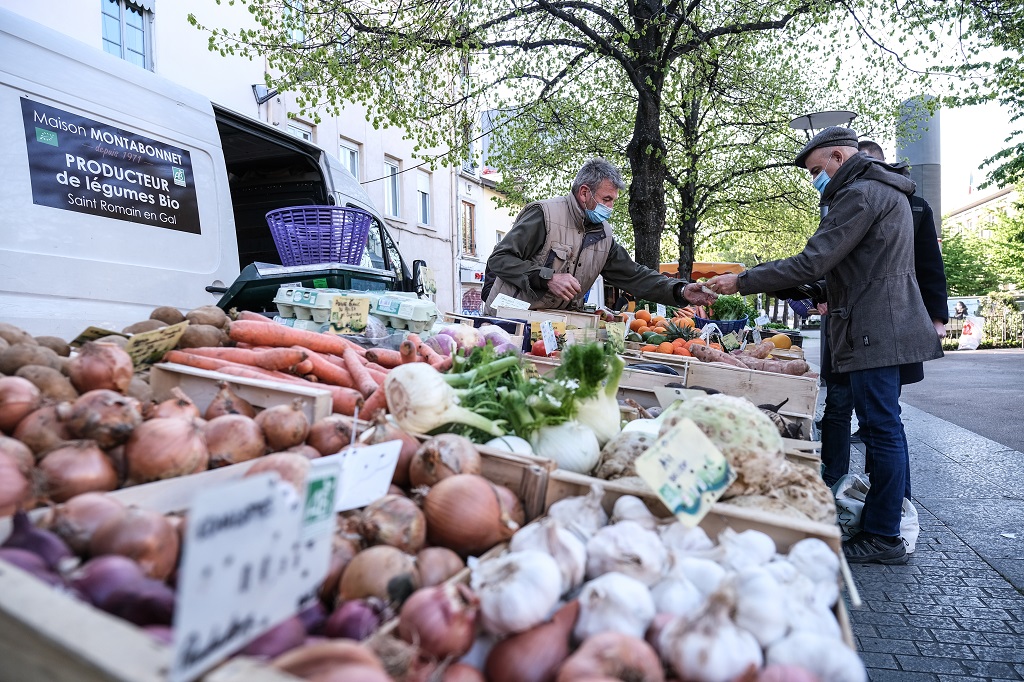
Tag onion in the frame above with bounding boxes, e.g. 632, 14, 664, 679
1, 509, 73, 570
556, 632, 665, 682
398, 583, 478, 659
12, 404, 73, 456
298, 602, 329, 635
0, 451, 34, 515
367, 634, 438, 682
126, 376, 153, 404
205, 381, 256, 419
271, 640, 385, 680
0, 547, 50, 574
65, 341, 133, 394
205, 414, 266, 468
423, 474, 523, 556
70, 554, 147, 607
64, 389, 143, 449
241, 616, 306, 658
0, 376, 42, 433
124, 418, 208, 484
408, 434, 481, 488
319, 535, 362, 608
102, 577, 176, 626
323, 598, 385, 640
37, 440, 118, 503
754, 665, 822, 682
49, 492, 126, 554
288, 443, 323, 460
244, 452, 310, 494
358, 495, 426, 554
358, 414, 420, 487
307, 414, 357, 456
256, 399, 310, 451
486, 600, 578, 682
145, 386, 201, 420
415, 546, 465, 587
313, 665, 393, 682
89, 507, 180, 580
0, 435, 34, 474
443, 664, 486, 682
339, 545, 419, 603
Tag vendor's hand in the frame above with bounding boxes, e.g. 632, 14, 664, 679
933, 319, 947, 339
817, 302, 829, 315
682, 282, 717, 307
705, 274, 739, 295
548, 273, 582, 301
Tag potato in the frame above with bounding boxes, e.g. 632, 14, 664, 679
0, 344, 62, 374
150, 306, 186, 326
186, 305, 229, 329
0, 337, 8, 353
0, 323, 36, 347
177, 324, 227, 349
15, 365, 78, 402
126, 374, 153, 404
34, 336, 71, 357
123, 319, 167, 335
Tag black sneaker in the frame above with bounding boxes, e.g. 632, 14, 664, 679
850, 429, 863, 444
843, 531, 908, 565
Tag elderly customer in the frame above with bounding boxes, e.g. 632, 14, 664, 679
482, 158, 714, 315
705, 127, 943, 565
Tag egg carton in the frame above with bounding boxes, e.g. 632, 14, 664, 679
272, 286, 370, 324
371, 293, 438, 333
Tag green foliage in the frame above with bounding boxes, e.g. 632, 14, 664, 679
977, 291, 1024, 344
941, 230, 1000, 295
987, 201, 1024, 288
708, 294, 755, 321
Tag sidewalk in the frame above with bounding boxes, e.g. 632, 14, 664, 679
800, 331, 1024, 680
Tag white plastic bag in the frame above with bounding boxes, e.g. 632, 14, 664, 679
958, 316, 984, 351
832, 473, 920, 553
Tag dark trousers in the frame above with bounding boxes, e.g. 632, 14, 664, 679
820, 380, 853, 486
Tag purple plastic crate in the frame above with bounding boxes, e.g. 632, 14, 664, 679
265, 206, 373, 266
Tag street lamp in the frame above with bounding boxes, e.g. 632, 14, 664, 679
789, 110, 858, 139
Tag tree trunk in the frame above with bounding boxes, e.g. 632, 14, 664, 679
626, 88, 667, 270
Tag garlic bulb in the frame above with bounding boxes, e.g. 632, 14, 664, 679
660, 593, 764, 682
786, 598, 843, 640
574, 572, 656, 641
714, 528, 776, 571
767, 632, 867, 682
659, 522, 714, 555
610, 495, 659, 530
667, 556, 727, 596
546, 484, 608, 538
786, 538, 840, 608
509, 518, 586, 595
470, 550, 562, 636
586, 520, 668, 586
731, 566, 789, 647
650, 576, 705, 619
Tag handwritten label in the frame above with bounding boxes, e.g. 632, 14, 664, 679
492, 293, 531, 310
604, 321, 626, 353
334, 440, 401, 511
634, 418, 736, 528
540, 320, 558, 355
421, 267, 438, 296
70, 326, 126, 347
124, 321, 189, 366
656, 303, 667, 319
328, 296, 370, 334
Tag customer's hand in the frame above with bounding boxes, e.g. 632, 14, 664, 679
933, 319, 947, 339
817, 302, 829, 315
682, 282, 717, 307
705, 274, 739, 295
548, 273, 582, 301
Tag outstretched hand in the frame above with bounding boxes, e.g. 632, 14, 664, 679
704, 274, 739, 295
682, 282, 717, 307
548, 272, 582, 301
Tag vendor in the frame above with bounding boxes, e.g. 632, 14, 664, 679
482, 158, 715, 315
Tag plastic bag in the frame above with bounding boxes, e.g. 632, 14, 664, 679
958, 316, 984, 350
833, 473, 920, 553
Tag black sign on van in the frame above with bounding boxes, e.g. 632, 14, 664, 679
21, 98, 201, 234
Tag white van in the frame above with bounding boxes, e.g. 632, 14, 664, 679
0, 9, 421, 339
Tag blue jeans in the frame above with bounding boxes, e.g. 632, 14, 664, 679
820, 380, 853, 486
849, 365, 910, 537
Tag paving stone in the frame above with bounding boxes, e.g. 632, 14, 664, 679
929, 628, 991, 645
954, 616, 1012, 633
873, 625, 937, 641
868, 671, 939, 681
983, 632, 1024, 648
973, 646, 1024, 663
869, 601, 909, 613
857, 651, 900, 669
896, 654, 969, 674
906, 614, 968, 630
906, 603, 961, 616
955, 605, 1011, 619
932, 595, 988, 607
849, 611, 910, 626
914, 641, 977, 659
858, 636, 920, 655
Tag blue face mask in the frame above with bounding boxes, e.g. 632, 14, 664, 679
584, 189, 613, 223
812, 156, 835, 194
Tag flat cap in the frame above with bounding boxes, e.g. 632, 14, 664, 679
794, 126, 859, 168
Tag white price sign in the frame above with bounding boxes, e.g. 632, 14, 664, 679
656, 303, 667, 319
540, 320, 558, 356
334, 440, 401, 512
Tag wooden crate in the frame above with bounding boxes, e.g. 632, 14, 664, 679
494, 306, 601, 329
150, 363, 333, 424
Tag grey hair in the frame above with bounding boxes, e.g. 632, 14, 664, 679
571, 158, 626, 194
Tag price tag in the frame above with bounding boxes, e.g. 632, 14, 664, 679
172, 470, 335, 682
604, 321, 626, 353
124, 321, 189, 366
70, 326, 126, 347
652, 386, 707, 408
328, 295, 370, 335
656, 303, 667, 318
755, 312, 771, 326
634, 418, 736, 527
540, 320, 558, 355
334, 440, 401, 512
492, 293, 531, 310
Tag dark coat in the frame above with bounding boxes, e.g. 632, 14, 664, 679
739, 152, 943, 374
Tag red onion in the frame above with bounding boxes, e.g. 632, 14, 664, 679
307, 414, 357, 456
37, 440, 118, 503
255, 399, 310, 451
271, 640, 386, 680
205, 381, 256, 419
486, 600, 578, 682
556, 632, 664, 682
398, 583, 478, 659
102, 577, 176, 626
70, 554, 147, 607
0, 375, 42, 433
323, 599, 385, 640
0, 547, 50, 574
339, 545, 419, 603
240, 616, 307, 658
423, 474, 523, 556
0, 451, 33, 515
415, 546, 465, 587
358, 494, 426, 554
0, 434, 34, 474
89, 507, 180, 580
443, 664, 486, 682
147, 387, 201, 420
358, 414, 420, 487
65, 341, 133, 394
297, 602, 329, 635
64, 389, 143, 448
124, 418, 208, 484
1, 509, 73, 570
12, 404, 73, 456
49, 492, 126, 554
408, 433, 481, 488
319, 536, 362, 608
205, 414, 266, 468
244, 452, 310, 494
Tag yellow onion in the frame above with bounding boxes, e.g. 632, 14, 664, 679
124, 418, 208, 484
0, 376, 42, 434
36, 440, 118, 503
64, 389, 142, 449
88, 507, 180, 581
0, 452, 34, 515
358, 413, 420, 487
244, 452, 310, 494
307, 414, 357, 456
358, 495, 426, 554
423, 474, 523, 556
65, 342, 133, 394
205, 414, 266, 468
255, 399, 310, 451
339, 545, 419, 603
556, 631, 664, 682
204, 381, 256, 419
408, 434, 481, 488
49, 491, 126, 554
13, 405, 73, 457
146, 387, 200, 420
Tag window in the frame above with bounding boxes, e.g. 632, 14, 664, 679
284, 0, 306, 42
287, 121, 314, 142
496, 230, 506, 243
461, 201, 476, 256
102, 0, 152, 69
340, 140, 360, 180
417, 171, 431, 226
384, 160, 401, 218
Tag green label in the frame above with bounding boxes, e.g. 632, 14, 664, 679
303, 475, 338, 526
313, 278, 328, 288
172, 166, 186, 187
35, 127, 58, 146
375, 296, 402, 314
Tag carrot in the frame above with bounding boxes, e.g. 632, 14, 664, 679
365, 364, 389, 382
687, 343, 749, 368
303, 350, 355, 388
182, 347, 308, 372
416, 342, 447, 370
212, 364, 308, 384
361, 383, 389, 419
294, 359, 314, 375
162, 350, 229, 371
365, 348, 404, 369
399, 340, 419, 364
234, 310, 276, 323
228, 320, 366, 357
343, 348, 379, 398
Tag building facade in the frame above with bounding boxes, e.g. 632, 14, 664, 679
943, 187, 1019, 239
